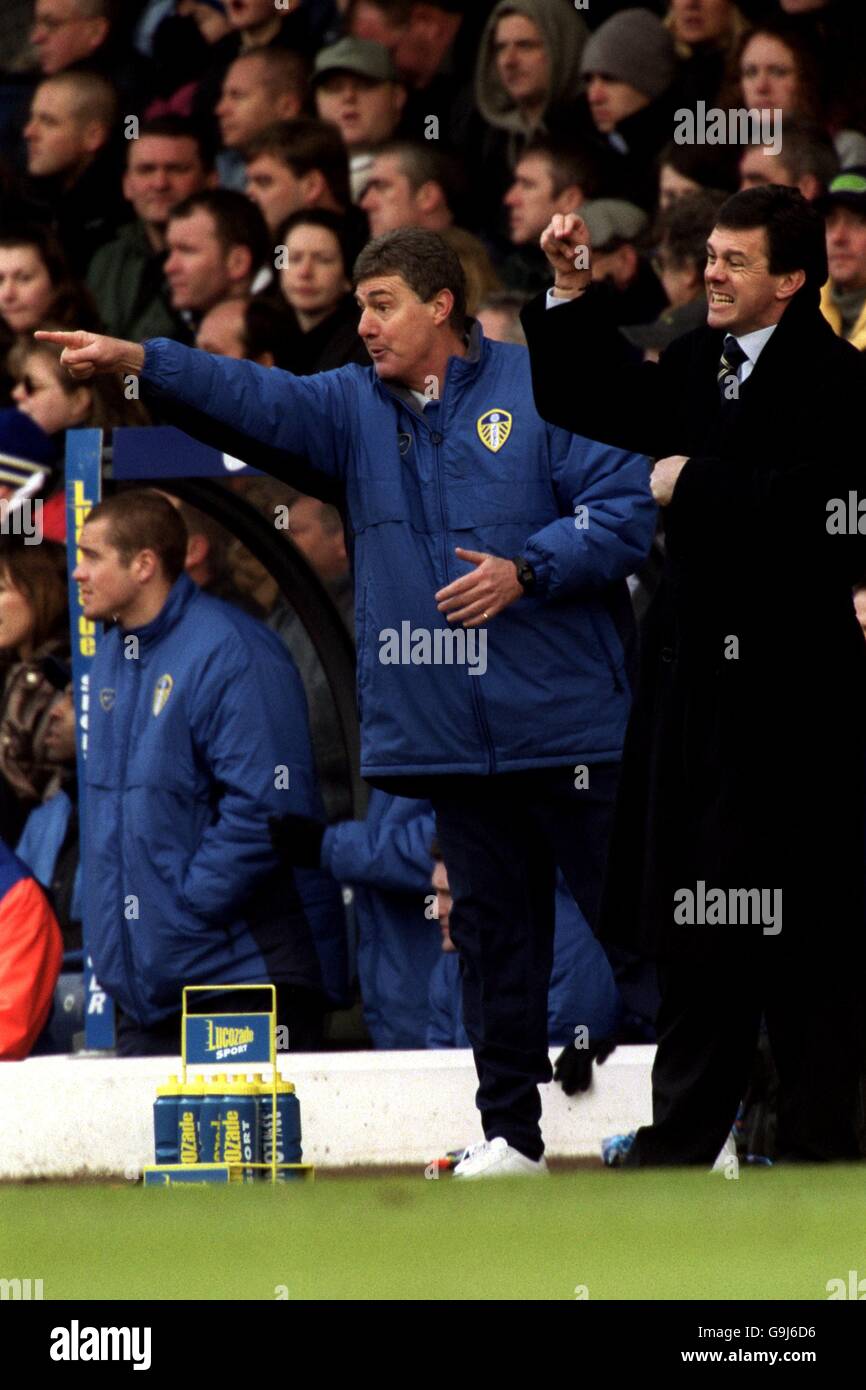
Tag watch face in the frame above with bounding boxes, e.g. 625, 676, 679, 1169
516, 558, 534, 591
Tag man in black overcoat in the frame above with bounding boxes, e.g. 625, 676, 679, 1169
522, 185, 866, 1165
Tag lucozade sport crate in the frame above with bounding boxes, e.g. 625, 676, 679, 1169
141, 985, 314, 1185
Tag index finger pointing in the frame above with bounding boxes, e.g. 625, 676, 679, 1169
34, 330, 79, 346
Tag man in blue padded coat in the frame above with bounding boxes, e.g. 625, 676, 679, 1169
71, 489, 330, 1056
40, 227, 656, 1173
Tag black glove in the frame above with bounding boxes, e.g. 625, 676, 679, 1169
553, 1035, 618, 1096
268, 813, 325, 868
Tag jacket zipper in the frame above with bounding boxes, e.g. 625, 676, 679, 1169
116, 644, 147, 1021
425, 380, 497, 775
381, 369, 498, 773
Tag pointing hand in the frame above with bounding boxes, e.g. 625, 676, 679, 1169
33, 329, 145, 380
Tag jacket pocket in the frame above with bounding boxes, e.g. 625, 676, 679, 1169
587, 608, 625, 693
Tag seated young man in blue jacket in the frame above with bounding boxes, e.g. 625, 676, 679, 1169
428, 849, 622, 1053
40, 228, 656, 1170
71, 489, 329, 1057
316, 788, 439, 1049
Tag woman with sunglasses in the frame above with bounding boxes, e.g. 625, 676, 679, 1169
0, 333, 151, 557
9, 332, 150, 440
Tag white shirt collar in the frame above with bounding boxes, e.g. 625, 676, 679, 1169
730, 323, 777, 364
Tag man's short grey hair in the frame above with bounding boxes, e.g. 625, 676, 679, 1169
354, 228, 468, 334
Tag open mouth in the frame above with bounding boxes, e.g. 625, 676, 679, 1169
709, 293, 735, 305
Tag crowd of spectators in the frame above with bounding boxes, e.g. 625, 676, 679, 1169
1, 0, 866, 1060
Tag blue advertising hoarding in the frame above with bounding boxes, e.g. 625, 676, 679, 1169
65, 429, 114, 1051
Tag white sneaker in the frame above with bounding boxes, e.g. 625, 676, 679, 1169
452, 1136, 549, 1179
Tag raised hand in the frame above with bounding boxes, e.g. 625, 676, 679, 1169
33, 329, 145, 380
539, 211, 593, 298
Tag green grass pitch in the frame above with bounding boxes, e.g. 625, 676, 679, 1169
2, 1166, 864, 1300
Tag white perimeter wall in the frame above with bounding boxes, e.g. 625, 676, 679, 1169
0, 1047, 654, 1179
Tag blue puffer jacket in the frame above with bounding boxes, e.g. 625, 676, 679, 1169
321, 789, 439, 1048
427, 873, 623, 1048
84, 574, 329, 1026
141, 330, 655, 778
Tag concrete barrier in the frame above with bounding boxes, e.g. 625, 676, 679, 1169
0, 1047, 654, 1179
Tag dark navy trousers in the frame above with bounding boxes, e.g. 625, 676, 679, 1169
431, 764, 619, 1160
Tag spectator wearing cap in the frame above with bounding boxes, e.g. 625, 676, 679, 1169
163, 187, 271, 331
623, 188, 726, 360
86, 116, 217, 344
471, 0, 588, 233
23, 70, 129, 276
580, 6, 678, 212
500, 138, 596, 296
819, 170, 866, 350
0, 540, 70, 845
215, 47, 308, 191
738, 116, 838, 204
313, 38, 408, 199
244, 119, 354, 237
582, 198, 668, 327
348, 0, 485, 150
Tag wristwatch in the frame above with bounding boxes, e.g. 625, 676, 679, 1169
512, 555, 536, 594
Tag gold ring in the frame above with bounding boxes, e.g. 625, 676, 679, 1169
482, 611, 490, 621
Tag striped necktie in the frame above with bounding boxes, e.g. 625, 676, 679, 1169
717, 334, 749, 403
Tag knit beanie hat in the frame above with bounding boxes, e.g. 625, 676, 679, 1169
580, 7, 676, 103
